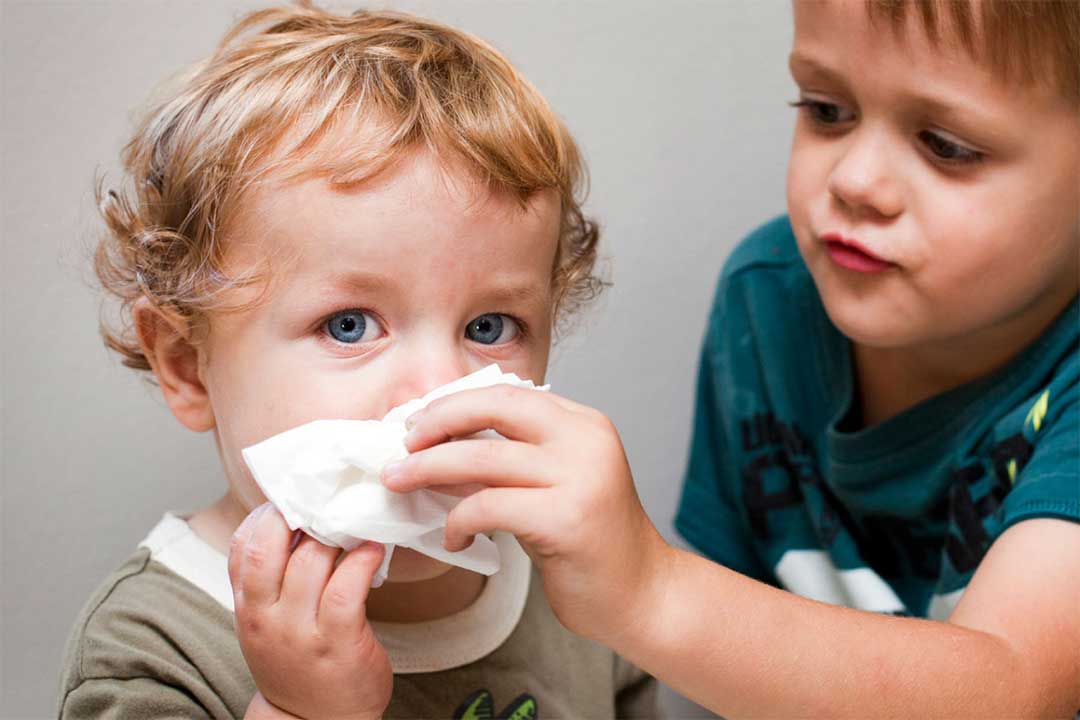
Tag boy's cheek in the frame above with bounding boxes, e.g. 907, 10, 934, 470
785, 147, 817, 222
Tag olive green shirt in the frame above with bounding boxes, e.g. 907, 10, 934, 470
59, 517, 658, 719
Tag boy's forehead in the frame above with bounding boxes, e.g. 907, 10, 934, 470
790, 0, 1055, 107
794, 1, 954, 60
794, 0, 1075, 104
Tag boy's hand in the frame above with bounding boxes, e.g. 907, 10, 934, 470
229, 504, 391, 720
381, 386, 671, 646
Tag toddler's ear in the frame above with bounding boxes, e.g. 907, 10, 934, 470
133, 298, 216, 432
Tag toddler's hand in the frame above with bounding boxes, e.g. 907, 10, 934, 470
381, 386, 671, 647
229, 504, 391, 720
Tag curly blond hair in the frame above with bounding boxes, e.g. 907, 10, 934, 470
96, 2, 602, 371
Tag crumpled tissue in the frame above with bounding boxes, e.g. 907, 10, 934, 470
241, 364, 547, 586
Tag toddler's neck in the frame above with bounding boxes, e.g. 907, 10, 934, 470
187, 495, 486, 623
366, 567, 486, 623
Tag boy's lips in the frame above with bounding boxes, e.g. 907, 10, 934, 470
820, 233, 895, 274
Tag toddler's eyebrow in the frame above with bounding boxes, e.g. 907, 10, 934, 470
327, 271, 396, 295
291, 272, 550, 316
285, 271, 399, 311
322, 273, 548, 306
482, 282, 551, 313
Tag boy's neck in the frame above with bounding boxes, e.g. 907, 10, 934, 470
188, 495, 486, 622
851, 290, 1075, 428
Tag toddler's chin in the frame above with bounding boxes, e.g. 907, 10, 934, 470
384, 547, 456, 583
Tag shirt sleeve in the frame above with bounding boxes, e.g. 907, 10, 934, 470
57, 552, 252, 720
675, 334, 770, 582
60, 677, 211, 720
1002, 377, 1080, 530
613, 655, 662, 719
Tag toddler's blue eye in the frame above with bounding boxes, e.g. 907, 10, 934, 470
325, 310, 381, 344
466, 314, 519, 345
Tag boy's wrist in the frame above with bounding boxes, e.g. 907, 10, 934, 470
604, 524, 677, 653
604, 534, 701, 683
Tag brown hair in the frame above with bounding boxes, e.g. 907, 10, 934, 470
866, 0, 1080, 101
96, 2, 602, 371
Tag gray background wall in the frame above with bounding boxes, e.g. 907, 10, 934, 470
1, 1, 794, 717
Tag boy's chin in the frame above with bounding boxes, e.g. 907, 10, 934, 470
383, 547, 457, 583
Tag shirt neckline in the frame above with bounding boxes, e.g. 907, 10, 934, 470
824, 297, 1079, 471
138, 513, 531, 674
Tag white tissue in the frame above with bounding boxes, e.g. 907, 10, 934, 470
241, 364, 547, 586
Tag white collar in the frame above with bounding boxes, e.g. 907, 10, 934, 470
138, 513, 531, 674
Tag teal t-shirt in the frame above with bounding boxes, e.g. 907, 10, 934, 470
676, 215, 1079, 619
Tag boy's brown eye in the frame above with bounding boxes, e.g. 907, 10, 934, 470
811, 102, 840, 123
466, 313, 519, 345
918, 130, 983, 164
790, 98, 854, 125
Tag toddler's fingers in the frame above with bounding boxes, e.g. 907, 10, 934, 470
228, 503, 271, 598
382, 439, 548, 493
442, 487, 543, 552
279, 534, 340, 616
233, 505, 294, 608
318, 542, 386, 635
403, 385, 566, 450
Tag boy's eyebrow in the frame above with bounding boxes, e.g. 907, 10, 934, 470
788, 52, 845, 85
897, 87, 1016, 141
788, 50, 1008, 137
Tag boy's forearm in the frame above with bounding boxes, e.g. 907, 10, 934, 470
612, 546, 1051, 718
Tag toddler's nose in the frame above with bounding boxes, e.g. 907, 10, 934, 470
384, 354, 471, 411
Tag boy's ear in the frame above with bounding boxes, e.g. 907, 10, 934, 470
133, 298, 216, 432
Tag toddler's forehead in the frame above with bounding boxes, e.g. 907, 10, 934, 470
217, 156, 560, 299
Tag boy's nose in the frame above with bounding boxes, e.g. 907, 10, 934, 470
827, 128, 904, 220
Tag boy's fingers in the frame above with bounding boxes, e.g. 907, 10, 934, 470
382, 439, 549, 493
403, 385, 567, 451
233, 506, 294, 608
279, 534, 340, 616
318, 542, 386, 635
442, 487, 543, 552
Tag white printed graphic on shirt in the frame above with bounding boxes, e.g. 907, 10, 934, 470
774, 549, 907, 614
